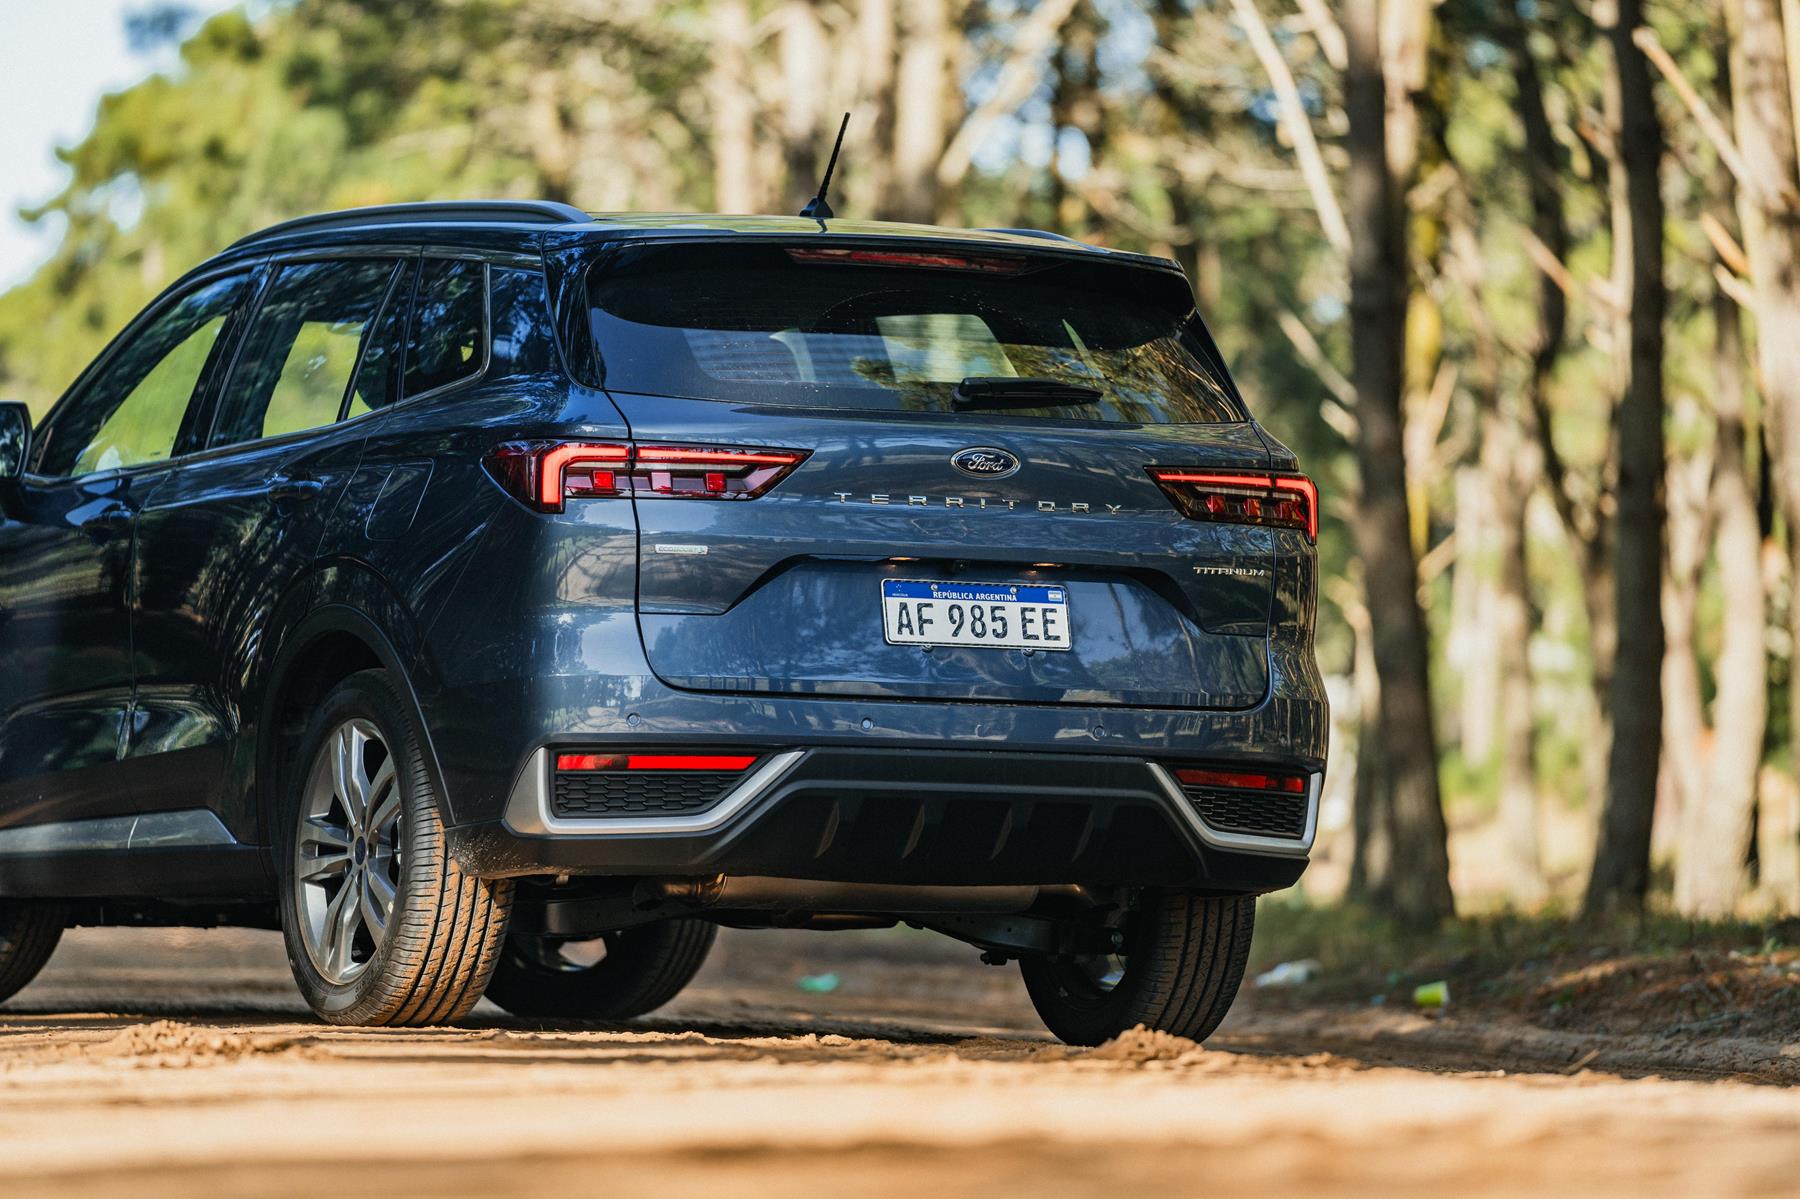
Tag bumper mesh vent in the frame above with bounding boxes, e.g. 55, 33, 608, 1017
1181, 784, 1308, 840
552, 771, 736, 819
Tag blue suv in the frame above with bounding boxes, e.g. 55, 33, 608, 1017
0, 203, 1326, 1043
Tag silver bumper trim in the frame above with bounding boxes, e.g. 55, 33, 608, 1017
502, 748, 808, 837
1147, 763, 1318, 857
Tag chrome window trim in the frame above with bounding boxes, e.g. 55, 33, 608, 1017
502, 748, 808, 837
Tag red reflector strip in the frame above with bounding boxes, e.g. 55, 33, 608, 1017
625, 754, 758, 771
555, 753, 627, 772
1174, 767, 1308, 794
555, 752, 758, 772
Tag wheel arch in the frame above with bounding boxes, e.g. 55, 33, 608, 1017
255, 584, 453, 847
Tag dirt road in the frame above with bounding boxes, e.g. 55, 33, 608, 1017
1, 924, 1796, 1198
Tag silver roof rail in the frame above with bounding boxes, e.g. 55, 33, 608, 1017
227, 201, 591, 250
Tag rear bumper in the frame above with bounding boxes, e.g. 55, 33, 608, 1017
446, 746, 1316, 894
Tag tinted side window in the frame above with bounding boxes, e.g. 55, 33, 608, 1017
404, 258, 486, 398
36, 273, 253, 476
346, 259, 417, 419
211, 258, 400, 448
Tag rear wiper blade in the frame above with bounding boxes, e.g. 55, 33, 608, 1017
952, 376, 1103, 409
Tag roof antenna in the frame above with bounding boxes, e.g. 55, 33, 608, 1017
799, 112, 851, 222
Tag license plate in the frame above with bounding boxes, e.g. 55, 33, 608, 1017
880, 580, 1072, 651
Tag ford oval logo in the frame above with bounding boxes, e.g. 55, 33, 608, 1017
950, 447, 1020, 479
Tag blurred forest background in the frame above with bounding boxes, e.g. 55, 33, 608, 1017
2, 0, 1797, 927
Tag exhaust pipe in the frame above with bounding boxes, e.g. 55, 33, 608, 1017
649, 875, 1053, 914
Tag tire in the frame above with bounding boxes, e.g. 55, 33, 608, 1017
1019, 891, 1255, 1047
485, 918, 717, 1020
0, 901, 65, 1006
276, 668, 512, 1026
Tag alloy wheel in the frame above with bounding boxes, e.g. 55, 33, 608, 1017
293, 718, 403, 985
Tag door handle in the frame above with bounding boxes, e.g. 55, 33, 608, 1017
268, 475, 325, 504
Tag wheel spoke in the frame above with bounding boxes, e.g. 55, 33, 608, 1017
361, 867, 396, 941
297, 818, 352, 883
366, 757, 399, 837
299, 816, 353, 854
299, 854, 352, 885
322, 876, 363, 978
346, 726, 376, 825
332, 727, 365, 835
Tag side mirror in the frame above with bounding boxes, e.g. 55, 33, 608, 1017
0, 401, 30, 481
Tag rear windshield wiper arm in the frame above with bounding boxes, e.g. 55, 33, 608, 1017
952, 376, 1103, 409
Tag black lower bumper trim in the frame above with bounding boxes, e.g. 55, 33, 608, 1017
456, 747, 1311, 894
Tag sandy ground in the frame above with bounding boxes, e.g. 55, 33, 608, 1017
1, 924, 1797, 1198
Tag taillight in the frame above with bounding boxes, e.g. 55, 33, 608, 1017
1147, 468, 1317, 542
1173, 766, 1308, 794
484, 442, 808, 513
555, 752, 760, 772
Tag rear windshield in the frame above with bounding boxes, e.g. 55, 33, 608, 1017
585, 243, 1245, 424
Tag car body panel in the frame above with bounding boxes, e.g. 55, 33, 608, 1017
0, 472, 142, 829
613, 392, 1275, 708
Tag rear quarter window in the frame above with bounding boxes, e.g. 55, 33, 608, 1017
586, 243, 1245, 425
404, 258, 487, 398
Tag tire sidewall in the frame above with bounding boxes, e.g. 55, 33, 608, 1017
1019, 902, 1155, 1045
485, 919, 716, 1020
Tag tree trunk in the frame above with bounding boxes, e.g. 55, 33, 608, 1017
1503, 13, 1619, 817
852, 0, 897, 216
1489, 418, 1545, 901
709, 0, 759, 213
1661, 424, 1711, 877
888, 0, 949, 223
1732, 0, 1800, 917
1760, 767, 1800, 910
1677, 276, 1766, 917
1585, 0, 1667, 916
1346, 587, 1395, 905
1344, 0, 1454, 925
780, 0, 829, 211
1672, 39, 1768, 918
1487, 12, 1575, 907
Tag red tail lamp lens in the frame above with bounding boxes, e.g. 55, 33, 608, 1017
555, 752, 759, 772
1174, 767, 1308, 794
485, 442, 807, 512
1148, 468, 1317, 541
